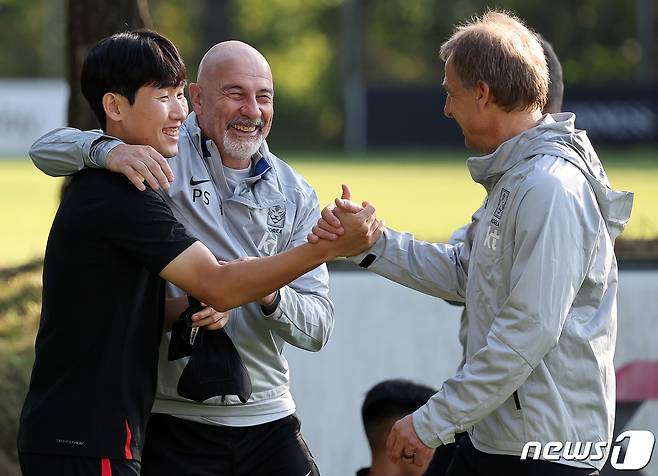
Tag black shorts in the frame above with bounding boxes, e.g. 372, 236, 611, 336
19, 453, 140, 476
430, 434, 599, 476
141, 413, 319, 476
424, 432, 467, 476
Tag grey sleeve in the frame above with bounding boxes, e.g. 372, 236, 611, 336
347, 227, 470, 302
259, 188, 335, 351
29, 127, 122, 176
411, 177, 598, 447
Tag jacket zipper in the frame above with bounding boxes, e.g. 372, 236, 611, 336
513, 390, 522, 410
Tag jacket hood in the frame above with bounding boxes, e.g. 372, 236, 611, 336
467, 112, 633, 240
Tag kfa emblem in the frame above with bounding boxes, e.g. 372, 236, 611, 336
267, 205, 286, 229
257, 232, 278, 255
491, 188, 510, 226
483, 225, 500, 250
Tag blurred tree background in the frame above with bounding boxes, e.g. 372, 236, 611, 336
0, 0, 655, 149
0, 2, 656, 474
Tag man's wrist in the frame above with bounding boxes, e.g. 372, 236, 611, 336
89, 137, 122, 168
260, 290, 281, 315
306, 240, 339, 262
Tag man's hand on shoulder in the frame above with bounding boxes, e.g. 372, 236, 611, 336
106, 144, 175, 191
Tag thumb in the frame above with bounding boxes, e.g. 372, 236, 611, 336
335, 197, 363, 213
341, 183, 352, 200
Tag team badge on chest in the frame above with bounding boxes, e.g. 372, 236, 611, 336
267, 205, 286, 229
491, 188, 510, 226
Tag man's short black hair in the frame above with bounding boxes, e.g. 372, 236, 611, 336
537, 35, 564, 114
361, 379, 437, 451
81, 29, 187, 129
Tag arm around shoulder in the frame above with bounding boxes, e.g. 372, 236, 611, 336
30, 127, 120, 176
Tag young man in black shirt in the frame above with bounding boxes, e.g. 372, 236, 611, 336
18, 30, 381, 476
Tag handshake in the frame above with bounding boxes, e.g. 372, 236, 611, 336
307, 184, 385, 258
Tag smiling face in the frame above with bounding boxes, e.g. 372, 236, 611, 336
108, 83, 188, 158
442, 57, 487, 152
190, 43, 273, 167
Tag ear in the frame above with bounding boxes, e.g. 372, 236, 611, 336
474, 80, 493, 110
102, 92, 122, 123
188, 83, 202, 116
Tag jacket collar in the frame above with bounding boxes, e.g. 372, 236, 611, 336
466, 113, 570, 192
466, 112, 633, 240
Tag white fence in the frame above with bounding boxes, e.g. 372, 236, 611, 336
286, 265, 658, 476
0, 79, 68, 156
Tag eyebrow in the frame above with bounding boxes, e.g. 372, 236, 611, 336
222, 84, 243, 92
155, 81, 187, 91
222, 84, 274, 96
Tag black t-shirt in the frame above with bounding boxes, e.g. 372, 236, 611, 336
18, 169, 196, 460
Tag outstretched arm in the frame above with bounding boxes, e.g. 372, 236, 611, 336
161, 201, 383, 312
309, 185, 470, 301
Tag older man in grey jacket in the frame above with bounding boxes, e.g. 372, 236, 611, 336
31, 41, 333, 476
313, 11, 633, 476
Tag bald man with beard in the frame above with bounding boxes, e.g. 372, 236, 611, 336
31, 40, 335, 476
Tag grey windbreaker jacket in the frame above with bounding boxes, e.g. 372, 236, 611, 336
349, 113, 633, 469
30, 113, 334, 423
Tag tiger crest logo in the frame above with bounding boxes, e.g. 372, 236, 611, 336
267, 205, 286, 228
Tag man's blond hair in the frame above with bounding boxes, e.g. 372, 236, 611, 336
439, 10, 548, 112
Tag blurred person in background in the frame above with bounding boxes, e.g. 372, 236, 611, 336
358, 380, 437, 476
312, 10, 633, 475
29, 40, 383, 475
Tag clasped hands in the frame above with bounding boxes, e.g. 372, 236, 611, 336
307, 184, 384, 254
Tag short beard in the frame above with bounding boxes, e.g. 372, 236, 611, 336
222, 118, 265, 161
222, 134, 264, 162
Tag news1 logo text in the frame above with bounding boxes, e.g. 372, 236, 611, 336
520, 430, 655, 471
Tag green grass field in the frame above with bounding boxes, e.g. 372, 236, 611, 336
1, 148, 657, 267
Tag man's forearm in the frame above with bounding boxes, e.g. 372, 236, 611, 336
205, 242, 334, 311
30, 127, 119, 176
163, 202, 380, 313
163, 241, 336, 314
349, 228, 468, 301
